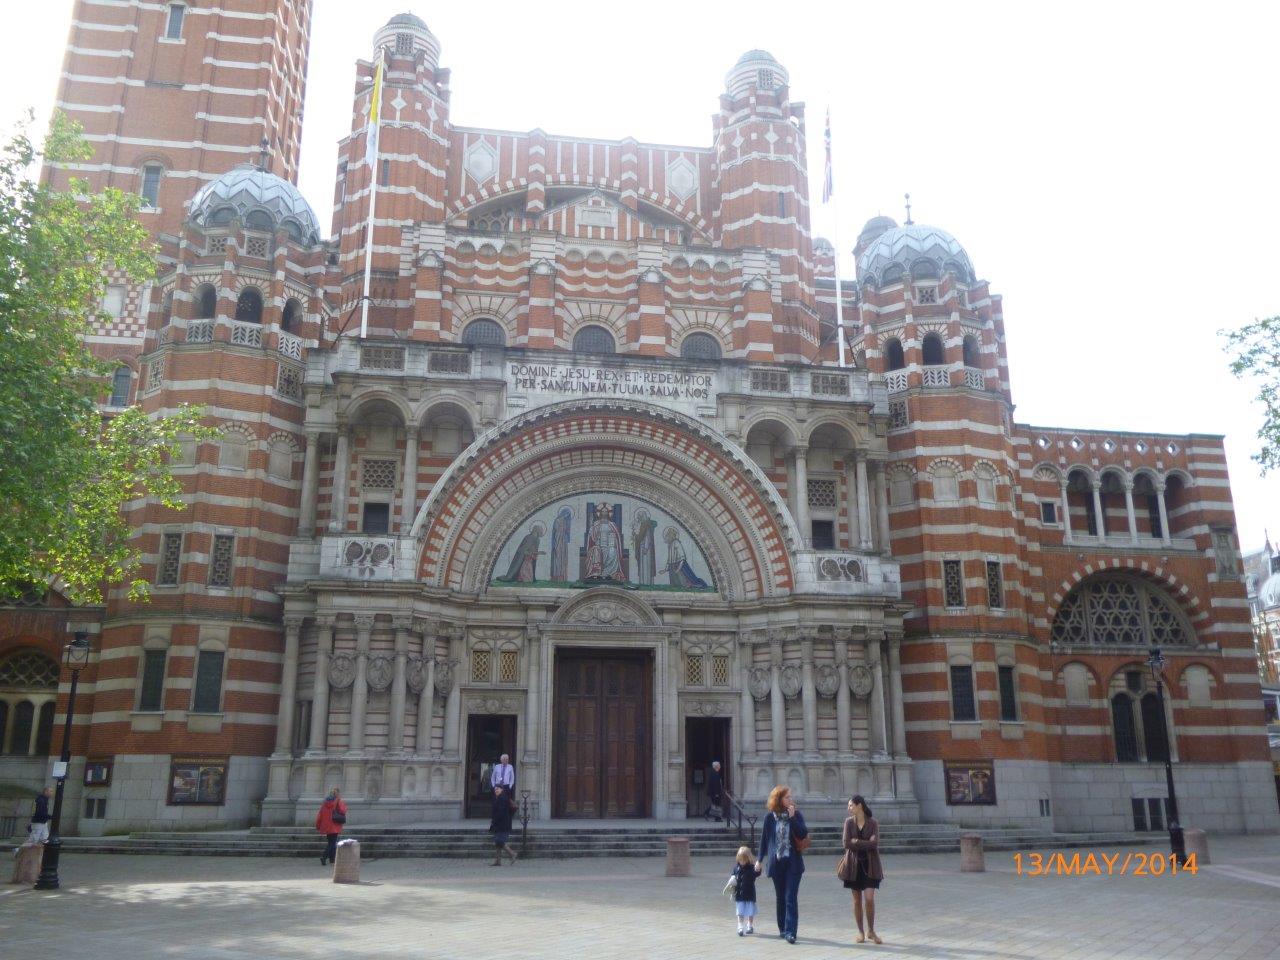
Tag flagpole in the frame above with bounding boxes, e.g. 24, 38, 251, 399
824, 105, 848, 368
359, 61, 384, 340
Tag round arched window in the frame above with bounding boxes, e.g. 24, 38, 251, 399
235, 287, 264, 324
680, 332, 722, 361
281, 298, 302, 333
109, 366, 132, 407
461, 318, 506, 347
196, 284, 217, 320
573, 324, 615, 355
922, 332, 945, 365
884, 338, 905, 371
1051, 575, 1192, 647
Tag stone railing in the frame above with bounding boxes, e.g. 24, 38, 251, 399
922, 365, 950, 388
186, 320, 214, 343
229, 320, 263, 348
278, 332, 304, 360
1062, 533, 1197, 552
884, 369, 908, 393
314, 535, 416, 580
963, 366, 985, 390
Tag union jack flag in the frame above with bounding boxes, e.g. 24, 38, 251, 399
822, 108, 833, 204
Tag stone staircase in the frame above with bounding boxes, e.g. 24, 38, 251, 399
52, 822, 1153, 860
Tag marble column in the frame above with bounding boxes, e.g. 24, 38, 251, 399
1156, 482, 1171, 544
348, 615, 373, 753
329, 425, 351, 533
835, 637, 851, 755
400, 427, 418, 530
298, 430, 321, 536
273, 617, 303, 754
844, 456, 862, 550
739, 656, 757, 760
668, 637, 682, 761
524, 632, 542, 762
1060, 481, 1073, 544
874, 462, 891, 555
769, 642, 786, 756
389, 620, 412, 754
887, 636, 908, 756
308, 618, 335, 754
793, 447, 812, 546
443, 633, 463, 758
855, 455, 873, 550
1091, 481, 1106, 539
415, 632, 435, 755
800, 639, 818, 756
867, 634, 887, 757
1124, 479, 1139, 542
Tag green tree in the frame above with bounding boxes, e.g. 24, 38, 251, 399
0, 113, 209, 604
1223, 316, 1280, 474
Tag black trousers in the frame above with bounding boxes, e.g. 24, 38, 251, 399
323, 833, 338, 863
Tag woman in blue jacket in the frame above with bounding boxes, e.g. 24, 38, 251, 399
755, 784, 808, 944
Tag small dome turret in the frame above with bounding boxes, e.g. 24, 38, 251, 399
725, 49, 789, 98
374, 11, 440, 68
1261, 572, 1280, 611
187, 164, 321, 245
856, 222, 974, 287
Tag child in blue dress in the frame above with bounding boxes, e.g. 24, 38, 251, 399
724, 845, 759, 935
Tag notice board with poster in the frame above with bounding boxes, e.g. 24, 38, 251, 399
168, 757, 228, 805
944, 761, 997, 806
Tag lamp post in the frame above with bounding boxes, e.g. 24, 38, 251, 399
1146, 646, 1186, 865
34, 631, 92, 891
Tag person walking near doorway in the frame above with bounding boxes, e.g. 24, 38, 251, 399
489, 784, 518, 865
491, 753, 515, 793
755, 784, 809, 944
315, 786, 347, 866
704, 761, 723, 821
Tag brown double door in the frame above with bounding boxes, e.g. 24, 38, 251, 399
553, 650, 651, 818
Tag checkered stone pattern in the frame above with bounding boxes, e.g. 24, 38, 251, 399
90, 269, 149, 344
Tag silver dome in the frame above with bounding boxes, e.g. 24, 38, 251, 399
726, 49, 789, 97
856, 222, 974, 286
1261, 572, 1280, 611
187, 165, 321, 245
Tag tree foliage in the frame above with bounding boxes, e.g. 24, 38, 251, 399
1222, 315, 1280, 475
0, 113, 210, 604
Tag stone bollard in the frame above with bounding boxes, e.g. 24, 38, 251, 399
664, 836, 691, 877
11, 843, 43, 885
959, 833, 985, 872
1183, 828, 1210, 865
332, 838, 361, 884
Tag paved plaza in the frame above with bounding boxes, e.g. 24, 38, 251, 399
4, 836, 1280, 959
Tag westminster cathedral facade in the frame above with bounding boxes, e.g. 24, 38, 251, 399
2, 3, 1276, 836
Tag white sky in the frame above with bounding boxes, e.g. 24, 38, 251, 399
5, 1, 1277, 552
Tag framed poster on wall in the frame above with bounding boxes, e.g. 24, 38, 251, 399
167, 757, 228, 805
83, 758, 113, 787
944, 761, 997, 805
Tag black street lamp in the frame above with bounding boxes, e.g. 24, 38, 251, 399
1146, 646, 1187, 865
34, 630, 92, 891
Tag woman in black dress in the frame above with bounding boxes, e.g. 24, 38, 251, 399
489, 784, 518, 866
842, 794, 883, 944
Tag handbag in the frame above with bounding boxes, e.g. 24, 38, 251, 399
795, 834, 812, 854
331, 805, 347, 825
836, 851, 854, 882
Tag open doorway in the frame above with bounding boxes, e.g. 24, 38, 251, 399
465, 714, 517, 818
685, 716, 730, 818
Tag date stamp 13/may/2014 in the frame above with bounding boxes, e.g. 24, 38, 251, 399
1014, 851, 1199, 877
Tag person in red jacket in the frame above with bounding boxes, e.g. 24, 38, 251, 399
315, 786, 347, 866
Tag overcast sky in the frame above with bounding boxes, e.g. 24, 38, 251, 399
6, 1, 1277, 552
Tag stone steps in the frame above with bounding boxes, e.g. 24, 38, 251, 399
57, 824, 1153, 859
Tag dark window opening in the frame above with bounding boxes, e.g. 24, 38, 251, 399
141, 164, 162, 207
811, 520, 835, 550
573, 324, 616, 355
680, 332, 722, 361
8, 701, 34, 755
165, 3, 185, 39
885, 338, 905, 371
192, 650, 224, 713
235, 287, 264, 324
922, 332, 945, 365
998, 664, 1018, 722
1040, 501, 1058, 525
1112, 694, 1139, 762
362, 502, 391, 534
139, 649, 167, 712
380, 158, 391, 186
196, 284, 217, 320
950, 665, 976, 721
1141, 692, 1169, 762
109, 366, 132, 407
281, 298, 302, 333
962, 335, 980, 368
461, 318, 506, 347
34, 702, 54, 755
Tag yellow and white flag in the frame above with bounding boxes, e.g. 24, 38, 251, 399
365, 60, 384, 169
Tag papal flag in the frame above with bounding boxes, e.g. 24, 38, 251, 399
365, 60, 384, 169
822, 107, 833, 203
